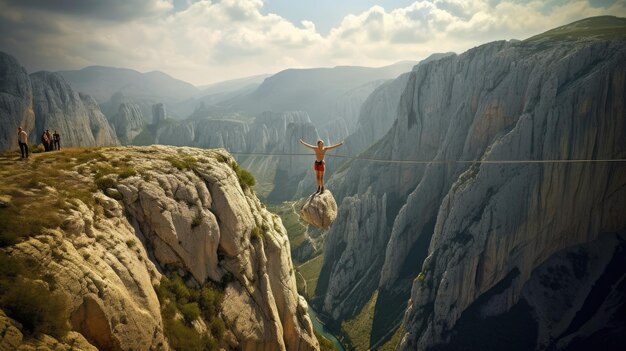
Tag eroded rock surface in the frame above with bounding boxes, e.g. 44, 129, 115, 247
316, 17, 626, 350
2, 145, 319, 351
300, 191, 338, 229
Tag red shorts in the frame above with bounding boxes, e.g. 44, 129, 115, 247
314, 160, 325, 172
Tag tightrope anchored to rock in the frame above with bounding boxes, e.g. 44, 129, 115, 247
300, 190, 338, 229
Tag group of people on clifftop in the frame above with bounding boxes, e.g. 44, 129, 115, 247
41, 129, 61, 152
16, 127, 61, 159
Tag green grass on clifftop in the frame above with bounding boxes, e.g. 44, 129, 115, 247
526, 16, 626, 42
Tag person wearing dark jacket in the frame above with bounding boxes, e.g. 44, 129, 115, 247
41, 131, 50, 151
44, 130, 53, 151
53, 130, 60, 150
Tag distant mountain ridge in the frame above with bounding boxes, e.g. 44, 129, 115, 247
57, 66, 200, 104
219, 61, 417, 127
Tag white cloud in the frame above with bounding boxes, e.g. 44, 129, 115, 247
0, 0, 625, 85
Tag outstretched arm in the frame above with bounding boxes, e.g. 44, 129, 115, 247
324, 141, 345, 150
299, 139, 316, 150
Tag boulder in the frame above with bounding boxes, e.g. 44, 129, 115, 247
300, 191, 338, 229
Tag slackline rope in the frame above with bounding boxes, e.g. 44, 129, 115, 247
229, 152, 626, 164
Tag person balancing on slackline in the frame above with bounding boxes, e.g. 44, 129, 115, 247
299, 138, 344, 194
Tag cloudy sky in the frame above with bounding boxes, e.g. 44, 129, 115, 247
0, 0, 624, 85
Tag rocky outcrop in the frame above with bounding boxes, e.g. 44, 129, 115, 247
81, 93, 119, 146
0, 52, 35, 151
152, 103, 166, 125
8, 193, 166, 350
0, 310, 98, 351
157, 121, 194, 146
1, 145, 319, 350
29, 71, 118, 147
300, 191, 338, 229
316, 17, 626, 350
110, 102, 146, 144
115, 146, 319, 350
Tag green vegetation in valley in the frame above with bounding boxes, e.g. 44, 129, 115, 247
297, 255, 324, 299
340, 291, 378, 351
377, 324, 404, 351
155, 273, 226, 351
316, 330, 339, 351
267, 201, 308, 250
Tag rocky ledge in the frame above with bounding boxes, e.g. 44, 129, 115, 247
0, 145, 319, 351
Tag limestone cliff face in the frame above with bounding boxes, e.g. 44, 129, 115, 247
29, 71, 119, 147
110, 102, 146, 144
116, 146, 318, 350
2, 146, 319, 351
317, 18, 626, 350
0, 52, 35, 151
341, 73, 410, 158
156, 118, 249, 151
81, 93, 119, 146
247, 111, 311, 153
397, 36, 626, 350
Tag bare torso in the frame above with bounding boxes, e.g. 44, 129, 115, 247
299, 139, 344, 163
314, 148, 327, 162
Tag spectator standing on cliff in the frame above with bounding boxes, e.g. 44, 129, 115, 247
53, 130, 60, 150
17, 127, 28, 159
44, 130, 53, 151
41, 131, 50, 151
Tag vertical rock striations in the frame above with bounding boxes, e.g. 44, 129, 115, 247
110, 102, 146, 145
115, 146, 319, 350
30, 71, 118, 147
0, 52, 119, 151
317, 17, 626, 350
0, 52, 35, 150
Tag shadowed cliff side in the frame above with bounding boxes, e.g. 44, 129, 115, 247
315, 16, 626, 350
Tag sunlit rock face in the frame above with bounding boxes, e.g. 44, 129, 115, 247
316, 18, 626, 350
300, 191, 338, 229
3, 146, 319, 351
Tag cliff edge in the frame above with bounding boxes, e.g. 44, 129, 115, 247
0, 145, 319, 351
